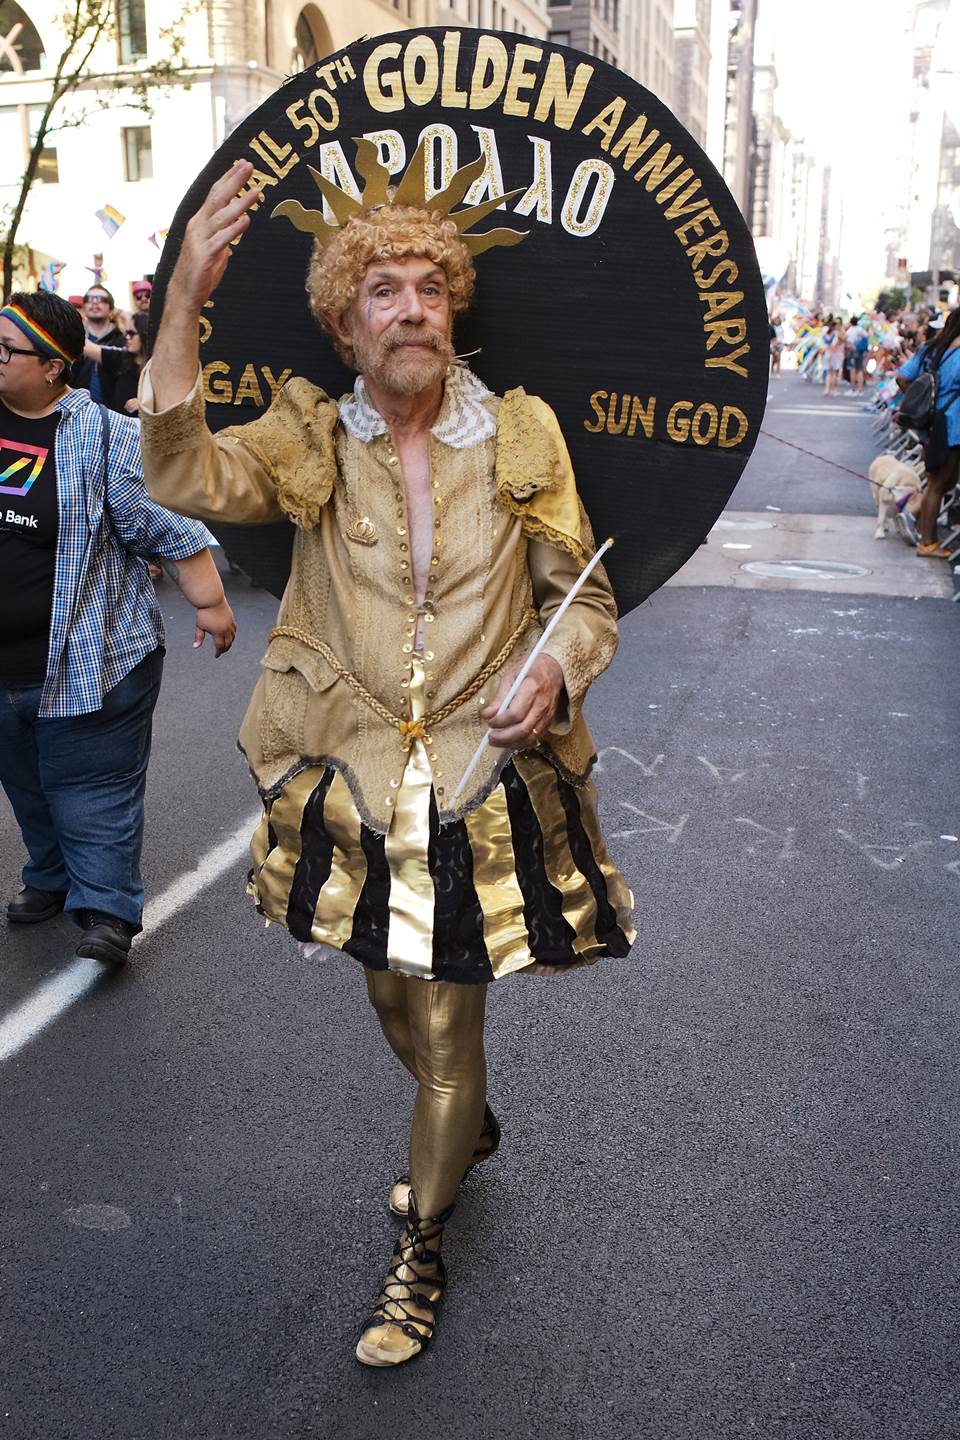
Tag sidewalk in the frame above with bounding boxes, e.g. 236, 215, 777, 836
669, 373, 955, 601
672, 510, 953, 598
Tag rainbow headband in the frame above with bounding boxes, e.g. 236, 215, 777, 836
0, 304, 78, 364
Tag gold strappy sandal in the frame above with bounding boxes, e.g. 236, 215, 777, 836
355, 1197, 453, 1367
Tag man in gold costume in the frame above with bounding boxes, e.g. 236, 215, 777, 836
140, 146, 635, 1367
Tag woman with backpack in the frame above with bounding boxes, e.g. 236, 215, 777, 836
896, 308, 960, 558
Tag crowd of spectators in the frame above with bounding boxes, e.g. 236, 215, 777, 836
60, 281, 153, 416
768, 297, 960, 574
770, 301, 952, 391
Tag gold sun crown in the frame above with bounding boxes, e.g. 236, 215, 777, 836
271, 135, 528, 256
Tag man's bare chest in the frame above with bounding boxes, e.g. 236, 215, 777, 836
393, 435, 434, 602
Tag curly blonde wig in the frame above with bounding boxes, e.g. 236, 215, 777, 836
306, 205, 475, 366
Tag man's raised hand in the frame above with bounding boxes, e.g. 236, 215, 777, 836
148, 163, 262, 410
168, 161, 262, 315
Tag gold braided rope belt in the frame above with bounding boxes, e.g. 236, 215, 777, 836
268, 607, 539, 747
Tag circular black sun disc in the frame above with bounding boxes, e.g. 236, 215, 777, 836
154, 28, 768, 611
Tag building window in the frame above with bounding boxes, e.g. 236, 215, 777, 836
294, 11, 318, 67
122, 124, 152, 180
291, 6, 333, 72
552, 29, 571, 45
34, 142, 58, 183
28, 104, 57, 182
116, 0, 147, 63
0, 4, 46, 73
0, 107, 20, 184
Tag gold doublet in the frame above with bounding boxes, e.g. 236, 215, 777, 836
139, 362, 636, 982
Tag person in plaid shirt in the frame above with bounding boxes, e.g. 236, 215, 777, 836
0, 291, 235, 964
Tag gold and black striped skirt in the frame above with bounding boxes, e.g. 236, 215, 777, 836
248, 748, 636, 985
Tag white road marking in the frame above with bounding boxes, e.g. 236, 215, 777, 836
0, 811, 259, 1064
0, 958, 103, 1063
141, 811, 259, 933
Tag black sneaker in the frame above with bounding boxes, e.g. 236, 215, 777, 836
75, 911, 136, 965
7, 886, 67, 924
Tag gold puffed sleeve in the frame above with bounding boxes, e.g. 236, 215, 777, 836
139, 362, 339, 529
495, 388, 586, 564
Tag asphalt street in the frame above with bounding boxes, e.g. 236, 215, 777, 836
2, 370, 959, 1440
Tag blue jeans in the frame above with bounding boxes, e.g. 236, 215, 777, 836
0, 648, 163, 929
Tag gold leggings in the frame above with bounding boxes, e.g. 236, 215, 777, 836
365, 970, 488, 1219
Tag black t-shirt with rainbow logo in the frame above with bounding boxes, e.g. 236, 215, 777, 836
0, 399, 60, 683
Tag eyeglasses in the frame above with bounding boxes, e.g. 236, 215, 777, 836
132, 289, 151, 298
85, 295, 109, 304
0, 341, 45, 364
124, 329, 138, 338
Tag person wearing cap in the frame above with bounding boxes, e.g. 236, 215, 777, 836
132, 280, 152, 314
0, 291, 237, 963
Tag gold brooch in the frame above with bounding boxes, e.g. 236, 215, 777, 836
346, 515, 377, 545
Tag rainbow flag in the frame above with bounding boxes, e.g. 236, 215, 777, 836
95, 204, 125, 238
39, 260, 65, 293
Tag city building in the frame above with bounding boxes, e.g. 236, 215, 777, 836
915, 0, 959, 300
702, 0, 727, 171
720, 0, 755, 215
672, 0, 710, 147
930, 106, 960, 286
622, 0, 676, 100
0, 0, 437, 300
759, 131, 827, 305
441, 0, 549, 36
544, 0, 675, 100
543, 0, 626, 72
746, 42, 774, 238
883, 0, 959, 303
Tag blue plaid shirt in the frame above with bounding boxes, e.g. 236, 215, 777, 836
39, 389, 214, 718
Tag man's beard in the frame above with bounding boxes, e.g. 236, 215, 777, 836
353, 323, 454, 397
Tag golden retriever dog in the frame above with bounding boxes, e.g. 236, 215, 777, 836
868, 454, 921, 539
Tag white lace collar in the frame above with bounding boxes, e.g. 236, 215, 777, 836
337, 363, 496, 449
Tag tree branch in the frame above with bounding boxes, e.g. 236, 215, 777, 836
2, 0, 196, 300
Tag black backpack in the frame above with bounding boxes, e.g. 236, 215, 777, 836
896, 348, 939, 431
